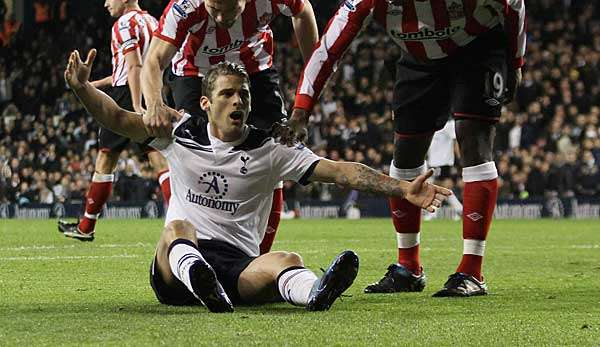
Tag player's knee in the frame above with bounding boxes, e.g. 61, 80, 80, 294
95, 151, 119, 174
272, 251, 304, 267
163, 220, 196, 243
148, 151, 168, 171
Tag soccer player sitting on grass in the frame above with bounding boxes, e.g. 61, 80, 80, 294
64, 49, 452, 312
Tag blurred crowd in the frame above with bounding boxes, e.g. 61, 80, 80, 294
0, 0, 599, 207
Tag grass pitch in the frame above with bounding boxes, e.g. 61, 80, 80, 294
0, 219, 599, 346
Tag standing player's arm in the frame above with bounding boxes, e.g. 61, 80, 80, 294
285, 0, 373, 145
502, 0, 526, 100
140, 38, 181, 137
308, 159, 452, 212
291, 0, 318, 63
124, 48, 144, 113
65, 49, 150, 143
91, 76, 113, 89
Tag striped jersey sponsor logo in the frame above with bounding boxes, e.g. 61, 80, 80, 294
155, 0, 305, 77
294, 0, 526, 112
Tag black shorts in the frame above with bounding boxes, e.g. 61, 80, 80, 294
98, 86, 153, 153
393, 26, 509, 137
149, 239, 256, 306
166, 68, 287, 130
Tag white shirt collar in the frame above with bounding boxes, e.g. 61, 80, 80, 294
207, 123, 249, 151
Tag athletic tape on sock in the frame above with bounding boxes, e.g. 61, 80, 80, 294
463, 239, 486, 256
92, 172, 115, 183
84, 212, 100, 220
158, 171, 170, 185
389, 161, 426, 180
396, 232, 420, 248
462, 162, 498, 183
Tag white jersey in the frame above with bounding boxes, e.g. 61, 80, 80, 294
150, 115, 320, 256
427, 120, 456, 167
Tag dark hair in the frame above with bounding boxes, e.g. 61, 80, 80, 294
201, 61, 250, 99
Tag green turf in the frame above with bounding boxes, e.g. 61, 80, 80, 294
0, 219, 599, 346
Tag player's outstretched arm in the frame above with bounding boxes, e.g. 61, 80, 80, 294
141, 38, 181, 138
310, 160, 452, 212
64, 49, 150, 143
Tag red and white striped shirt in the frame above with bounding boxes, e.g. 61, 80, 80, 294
111, 10, 158, 87
295, 0, 526, 112
154, 0, 304, 77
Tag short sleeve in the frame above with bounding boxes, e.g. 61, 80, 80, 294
146, 113, 193, 155
275, 0, 304, 17
154, 0, 204, 47
115, 19, 140, 55
270, 141, 321, 184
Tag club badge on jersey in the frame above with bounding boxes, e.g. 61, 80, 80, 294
344, 0, 357, 12
172, 0, 195, 19
240, 155, 250, 175
447, 1, 465, 20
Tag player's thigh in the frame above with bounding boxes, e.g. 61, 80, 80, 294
248, 68, 287, 130
147, 150, 168, 172
392, 56, 449, 167
238, 251, 303, 303
94, 149, 120, 173
451, 27, 508, 123
450, 29, 507, 164
96, 86, 135, 160
167, 72, 206, 119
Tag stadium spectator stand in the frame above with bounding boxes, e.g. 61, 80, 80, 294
0, 0, 598, 210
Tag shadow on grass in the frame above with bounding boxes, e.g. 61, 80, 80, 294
1, 301, 317, 317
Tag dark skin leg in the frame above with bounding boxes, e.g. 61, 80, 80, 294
393, 134, 434, 169
455, 119, 495, 166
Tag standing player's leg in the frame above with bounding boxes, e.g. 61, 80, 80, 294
248, 69, 287, 254
364, 134, 431, 293
259, 181, 283, 254
147, 150, 171, 205
433, 119, 497, 297
365, 56, 450, 293
151, 220, 233, 312
166, 71, 204, 118
237, 249, 359, 311
433, 27, 505, 297
58, 134, 122, 241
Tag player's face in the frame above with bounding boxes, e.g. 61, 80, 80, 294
201, 75, 251, 141
104, 0, 126, 18
204, 0, 247, 28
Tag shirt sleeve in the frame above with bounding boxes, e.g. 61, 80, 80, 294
270, 141, 322, 185
115, 18, 140, 55
294, 0, 374, 112
501, 0, 527, 69
275, 0, 305, 17
146, 113, 193, 155
154, 0, 204, 47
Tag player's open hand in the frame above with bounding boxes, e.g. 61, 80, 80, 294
64, 49, 96, 91
278, 108, 308, 146
405, 169, 453, 212
143, 101, 182, 138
